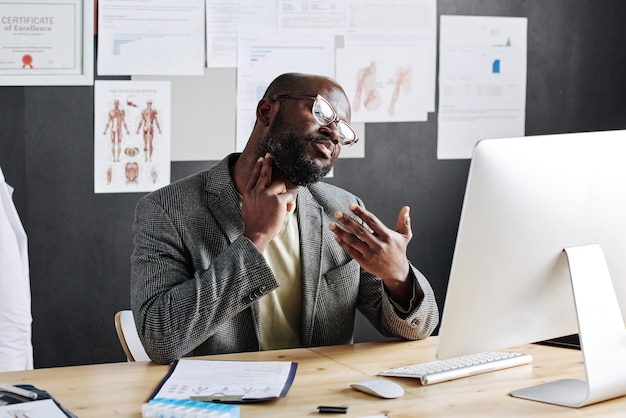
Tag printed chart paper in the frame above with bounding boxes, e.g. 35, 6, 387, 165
437, 15, 527, 159
97, 0, 204, 76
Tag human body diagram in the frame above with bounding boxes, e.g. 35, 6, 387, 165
353, 62, 413, 117
137, 100, 162, 162
103, 99, 130, 162
101, 98, 163, 187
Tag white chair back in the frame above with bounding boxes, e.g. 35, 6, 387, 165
114, 310, 150, 362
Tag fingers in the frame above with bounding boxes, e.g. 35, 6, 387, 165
245, 155, 265, 192
329, 221, 367, 258
331, 205, 375, 252
395, 206, 412, 240
330, 204, 413, 283
246, 153, 276, 192
334, 204, 379, 240
244, 153, 295, 215
255, 154, 273, 189
337, 204, 412, 238
331, 204, 413, 247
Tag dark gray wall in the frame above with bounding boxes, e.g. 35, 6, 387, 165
1, 0, 625, 367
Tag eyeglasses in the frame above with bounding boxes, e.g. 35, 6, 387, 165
271, 93, 359, 146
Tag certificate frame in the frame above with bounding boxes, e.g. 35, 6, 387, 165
0, 0, 94, 86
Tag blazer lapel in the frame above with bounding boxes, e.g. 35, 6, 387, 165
298, 188, 324, 346
205, 155, 245, 244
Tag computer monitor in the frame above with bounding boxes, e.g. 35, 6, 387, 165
435, 130, 626, 407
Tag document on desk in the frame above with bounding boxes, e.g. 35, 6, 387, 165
0, 399, 69, 417
151, 359, 298, 403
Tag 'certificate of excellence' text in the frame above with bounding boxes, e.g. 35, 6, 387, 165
0, 1, 83, 75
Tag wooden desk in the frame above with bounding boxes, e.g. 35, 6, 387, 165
0, 337, 624, 417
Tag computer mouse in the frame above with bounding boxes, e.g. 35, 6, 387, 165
349, 378, 404, 399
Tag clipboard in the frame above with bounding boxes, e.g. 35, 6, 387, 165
0, 384, 77, 417
149, 359, 298, 403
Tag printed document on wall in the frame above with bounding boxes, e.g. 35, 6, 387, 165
343, 0, 437, 115
336, 46, 430, 123
97, 0, 205, 76
278, 0, 346, 34
206, 0, 276, 68
437, 16, 527, 159
94, 80, 171, 193
235, 30, 335, 151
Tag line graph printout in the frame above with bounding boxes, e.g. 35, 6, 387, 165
437, 15, 527, 160
97, 0, 205, 76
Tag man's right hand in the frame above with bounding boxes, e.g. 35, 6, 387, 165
242, 154, 297, 252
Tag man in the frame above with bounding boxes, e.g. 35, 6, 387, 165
131, 73, 438, 364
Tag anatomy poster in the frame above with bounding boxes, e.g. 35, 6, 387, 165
94, 80, 171, 193
336, 46, 430, 123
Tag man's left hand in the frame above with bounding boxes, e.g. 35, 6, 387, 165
329, 204, 413, 302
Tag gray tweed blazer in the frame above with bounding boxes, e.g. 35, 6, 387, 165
131, 154, 439, 364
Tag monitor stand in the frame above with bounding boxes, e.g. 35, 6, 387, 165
510, 243, 626, 407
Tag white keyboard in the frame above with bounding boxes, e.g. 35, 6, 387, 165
378, 351, 532, 385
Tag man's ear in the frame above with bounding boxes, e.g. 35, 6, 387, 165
256, 98, 274, 126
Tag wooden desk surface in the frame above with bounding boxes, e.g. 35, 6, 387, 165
0, 337, 624, 417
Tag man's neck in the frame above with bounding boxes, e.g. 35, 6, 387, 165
231, 152, 300, 195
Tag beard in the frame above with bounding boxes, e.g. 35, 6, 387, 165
259, 112, 337, 186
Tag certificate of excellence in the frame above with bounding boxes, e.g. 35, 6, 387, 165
0, 1, 83, 75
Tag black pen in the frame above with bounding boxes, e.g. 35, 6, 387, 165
317, 405, 348, 414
